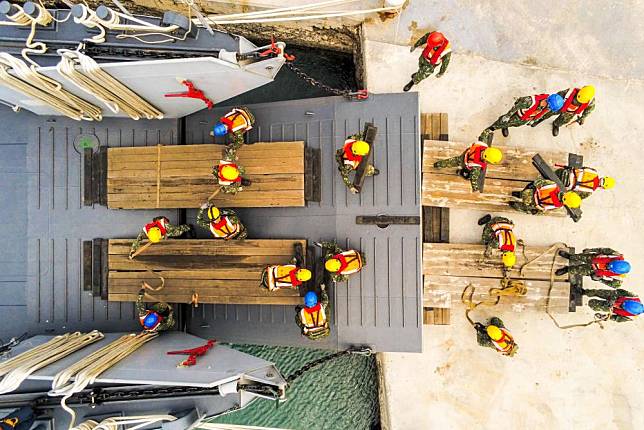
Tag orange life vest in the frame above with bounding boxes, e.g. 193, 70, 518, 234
517, 94, 550, 122
144, 217, 168, 238
219, 108, 253, 134
464, 142, 488, 170
266, 265, 301, 292
217, 160, 242, 186
533, 182, 563, 210
490, 222, 516, 252
342, 139, 363, 170
209, 215, 240, 239
570, 167, 600, 193
561, 88, 590, 117
422, 36, 451, 65
333, 250, 364, 275
299, 303, 328, 332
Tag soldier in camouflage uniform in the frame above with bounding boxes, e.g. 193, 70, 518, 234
404, 31, 451, 92
335, 134, 378, 192
295, 287, 331, 341
129, 216, 191, 257
212, 107, 255, 159
136, 287, 175, 332
197, 204, 247, 240
509, 178, 581, 215
478, 93, 564, 144
555, 165, 615, 200
555, 248, 630, 288
582, 288, 643, 323
474, 316, 517, 357
317, 241, 366, 283
477, 214, 517, 268
213, 160, 247, 195
433, 142, 503, 192
529, 86, 596, 136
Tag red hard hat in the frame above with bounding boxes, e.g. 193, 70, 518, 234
428, 32, 446, 45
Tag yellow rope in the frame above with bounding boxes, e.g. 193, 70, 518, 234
461, 278, 527, 326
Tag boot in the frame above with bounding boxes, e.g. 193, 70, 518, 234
186, 224, 197, 239
501, 128, 509, 137
558, 250, 571, 259
511, 191, 521, 198
403, 80, 414, 92
372, 168, 380, 176
555, 267, 569, 276
478, 214, 492, 225
552, 124, 560, 136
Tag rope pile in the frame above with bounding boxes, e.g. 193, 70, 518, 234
0, 331, 103, 394
49, 332, 158, 428
71, 414, 176, 430
57, 49, 163, 120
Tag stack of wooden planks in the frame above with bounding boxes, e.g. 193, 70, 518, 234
423, 243, 571, 314
422, 139, 570, 215
107, 239, 305, 305
107, 142, 305, 209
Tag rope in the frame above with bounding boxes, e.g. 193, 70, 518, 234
0, 331, 104, 394
56, 49, 163, 120
461, 280, 527, 326
71, 414, 176, 430
49, 332, 159, 429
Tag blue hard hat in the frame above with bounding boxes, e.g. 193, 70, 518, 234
304, 291, 318, 308
143, 312, 160, 329
622, 300, 643, 315
547, 94, 564, 112
608, 260, 631, 274
213, 123, 228, 137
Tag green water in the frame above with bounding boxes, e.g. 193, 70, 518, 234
202, 344, 380, 430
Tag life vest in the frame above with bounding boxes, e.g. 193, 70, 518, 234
266, 265, 301, 292
517, 94, 550, 122
209, 215, 240, 239
591, 255, 624, 279
217, 160, 242, 186
422, 36, 451, 65
139, 310, 163, 332
463, 142, 488, 170
342, 139, 363, 170
144, 217, 168, 238
570, 167, 600, 193
332, 250, 364, 276
490, 327, 515, 355
299, 303, 329, 333
490, 221, 516, 252
613, 296, 641, 317
561, 88, 590, 117
219, 108, 253, 134
533, 182, 563, 210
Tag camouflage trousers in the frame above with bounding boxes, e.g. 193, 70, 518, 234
487, 114, 530, 132
335, 150, 377, 190
412, 56, 437, 84
553, 112, 578, 127
509, 186, 543, 214
433, 154, 463, 169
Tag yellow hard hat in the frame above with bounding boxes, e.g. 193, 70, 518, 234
576, 85, 595, 104
207, 206, 221, 220
486, 325, 503, 341
325, 258, 342, 273
502, 251, 516, 268
221, 164, 240, 181
351, 140, 370, 156
562, 191, 581, 208
601, 176, 615, 190
147, 227, 163, 243
483, 147, 503, 164
296, 268, 312, 282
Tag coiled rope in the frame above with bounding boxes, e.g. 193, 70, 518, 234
71, 414, 176, 430
49, 332, 158, 429
0, 331, 104, 394
56, 49, 163, 120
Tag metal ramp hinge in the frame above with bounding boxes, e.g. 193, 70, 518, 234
355, 215, 420, 229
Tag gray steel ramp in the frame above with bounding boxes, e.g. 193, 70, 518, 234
185, 94, 422, 352
0, 107, 181, 339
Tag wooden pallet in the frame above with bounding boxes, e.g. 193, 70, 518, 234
422, 139, 572, 215
106, 239, 306, 305
107, 142, 306, 209
423, 243, 572, 313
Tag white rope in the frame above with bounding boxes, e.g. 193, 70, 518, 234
0, 4, 32, 26
71, 414, 176, 430
204, 0, 360, 20
56, 49, 163, 119
0, 53, 102, 120
49, 332, 158, 429
0, 331, 104, 394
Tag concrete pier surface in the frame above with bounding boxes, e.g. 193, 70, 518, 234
363, 1, 644, 429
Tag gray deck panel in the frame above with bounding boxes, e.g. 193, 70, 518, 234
185, 94, 421, 352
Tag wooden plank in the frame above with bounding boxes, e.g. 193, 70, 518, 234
100, 239, 108, 300
92, 239, 102, 297
422, 243, 570, 281
304, 147, 321, 202
351, 123, 378, 193
108, 239, 303, 256
83, 148, 93, 206
82, 240, 92, 291
439, 113, 449, 141
422, 307, 435, 325
98, 147, 108, 206
439, 206, 449, 243
109, 293, 301, 305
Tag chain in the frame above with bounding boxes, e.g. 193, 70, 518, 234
285, 63, 368, 100
285, 347, 372, 385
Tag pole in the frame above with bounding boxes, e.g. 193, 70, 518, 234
207, 187, 221, 202
129, 241, 153, 259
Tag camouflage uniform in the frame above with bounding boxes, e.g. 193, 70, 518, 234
479, 95, 552, 143
196, 206, 247, 240
433, 149, 484, 192
213, 162, 246, 195
129, 217, 191, 255
474, 317, 517, 356
561, 248, 624, 288
509, 178, 558, 215
535, 89, 596, 128
221, 107, 255, 161
136, 289, 175, 332
295, 288, 331, 341
318, 241, 367, 283
583, 288, 638, 322
410, 32, 451, 85
335, 133, 378, 191
481, 216, 514, 256
555, 167, 592, 200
